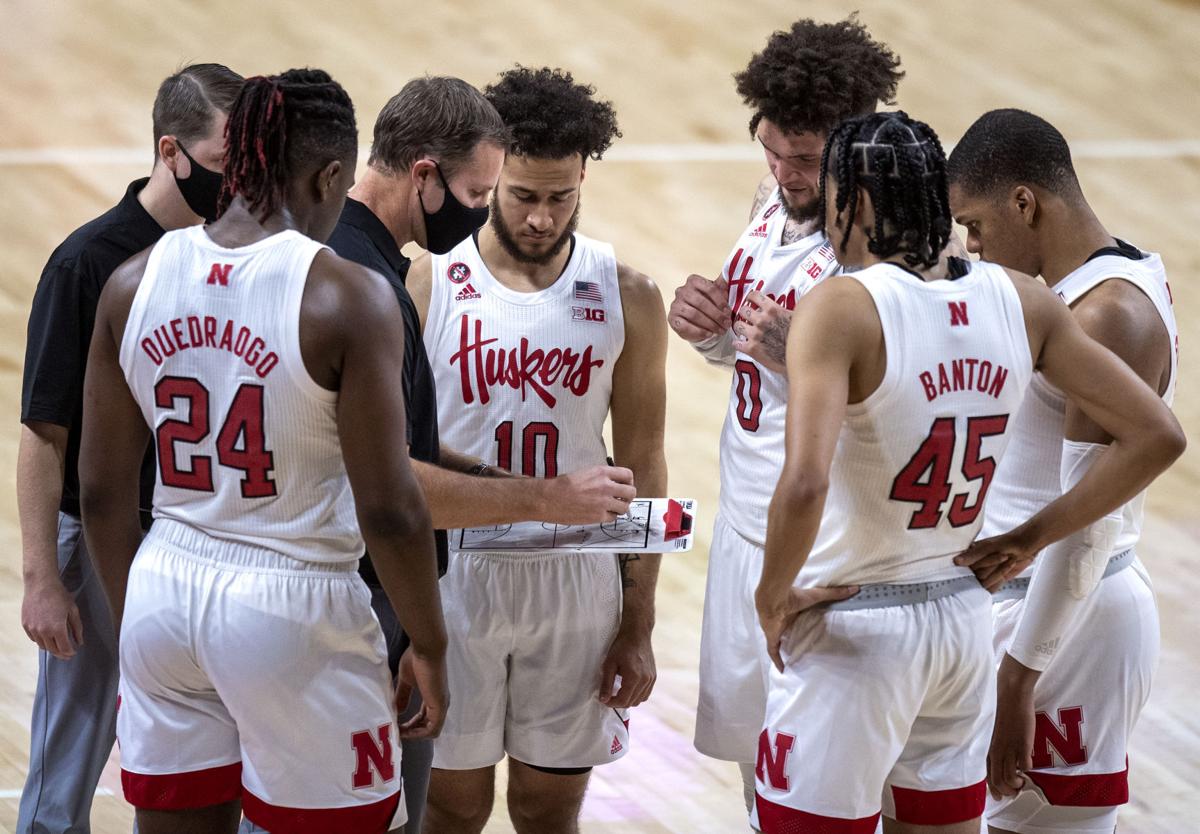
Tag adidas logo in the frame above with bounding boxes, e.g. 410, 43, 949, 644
749, 223, 768, 238
610, 735, 623, 755
455, 283, 481, 302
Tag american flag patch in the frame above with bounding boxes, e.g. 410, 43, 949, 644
574, 280, 603, 302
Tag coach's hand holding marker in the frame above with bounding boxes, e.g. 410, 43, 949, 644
669, 274, 730, 341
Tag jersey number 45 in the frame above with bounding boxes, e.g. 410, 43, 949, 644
889, 415, 1009, 529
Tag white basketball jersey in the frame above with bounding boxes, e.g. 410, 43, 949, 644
119, 226, 362, 564
798, 261, 1034, 587
425, 233, 624, 491
981, 245, 1177, 565
717, 192, 841, 544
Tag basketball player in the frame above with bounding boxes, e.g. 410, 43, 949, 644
406, 66, 666, 834
753, 111, 1183, 834
79, 69, 445, 834
328, 75, 636, 834
946, 109, 1177, 834
17, 62, 243, 834
667, 16, 905, 812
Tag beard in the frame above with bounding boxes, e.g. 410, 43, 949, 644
782, 189, 821, 224
490, 198, 581, 266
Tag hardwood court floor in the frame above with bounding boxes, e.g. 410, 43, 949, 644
0, 1, 1197, 831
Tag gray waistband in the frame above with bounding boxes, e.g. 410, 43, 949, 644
993, 548, 1134, 602
825, 574, 983, 611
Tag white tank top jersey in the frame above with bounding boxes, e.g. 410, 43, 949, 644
119, 226, 363, 565
717, 190, 841, 545
797, 261, 1035, 588
980, 244, 1178, 570
425, 233, 624, 518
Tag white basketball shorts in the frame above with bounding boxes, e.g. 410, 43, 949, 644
695, 512, 771, 764
117, 520, 404, 833
431, 549, 629, 771
987, 558, 1159, 834
756, 583, 993, 832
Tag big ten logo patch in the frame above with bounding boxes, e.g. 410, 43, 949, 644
572, 306, 605, 323
447, 262, 472, 284
351, 724, 395, 789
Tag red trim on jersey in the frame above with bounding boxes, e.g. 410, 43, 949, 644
1026, 765, 1129, 807
242, 788, 401, 834
121, 762, 242, 809
890, 779, 985, 825
755, 793, 881, 833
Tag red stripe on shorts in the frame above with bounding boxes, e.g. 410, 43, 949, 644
890, 779, 986, 825
1026, 765, 1129, 807
755, 793, 881, 833
121, 761, 242, 809
242, 788, 401, 834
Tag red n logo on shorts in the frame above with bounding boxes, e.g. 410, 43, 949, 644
1032, 706, 1088, 769
206, 263, 233, 286
351, 724, 395, 789
756, 729, 795, 791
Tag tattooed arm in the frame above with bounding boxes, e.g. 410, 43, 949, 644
733, 290, 793, 374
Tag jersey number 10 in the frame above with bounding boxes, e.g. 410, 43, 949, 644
495, 420, 560, 477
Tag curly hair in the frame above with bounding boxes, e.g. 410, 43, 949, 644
735, 16, 903, 137
819, 111, 951, 269
484, 66, 621, 161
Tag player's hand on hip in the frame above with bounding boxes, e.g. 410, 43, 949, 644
955, 530, 1040, 592
669, 274, 731, 342
21, 574, 83, 660
988, 654, 1038, 799
548, 465, 636, 524
733, 291, 791, 374
599, 620, 657, 709
396, 646, 450, 739
755, 584, 859, 672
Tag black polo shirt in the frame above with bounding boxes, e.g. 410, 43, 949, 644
21, 178, 162, 523
327, 198, 448, 581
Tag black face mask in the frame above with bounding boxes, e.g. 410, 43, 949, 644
174, 141, 224, 223
418, 162, 489, 255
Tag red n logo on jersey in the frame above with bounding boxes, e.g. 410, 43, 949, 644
949, 301, 969, 326
1032, 707, 1088, 769
756, 729, 795, 791
207, 263, 233, 286
351, 724, 395, 789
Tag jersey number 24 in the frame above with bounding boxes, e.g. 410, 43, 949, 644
155, 376, 276, 498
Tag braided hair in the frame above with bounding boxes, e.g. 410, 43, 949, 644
818, 111, 951, 269
218, 68, 357, 220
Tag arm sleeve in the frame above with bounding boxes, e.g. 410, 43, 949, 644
691, 330, 737, 368
1006, 440, 1124, 670
21, 259, 91, 427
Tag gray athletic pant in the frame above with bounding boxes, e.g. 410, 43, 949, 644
238, 587, 430, 834
18, 512, 127, 834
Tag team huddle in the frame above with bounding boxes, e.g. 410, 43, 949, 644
15, 14, 1184, 834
